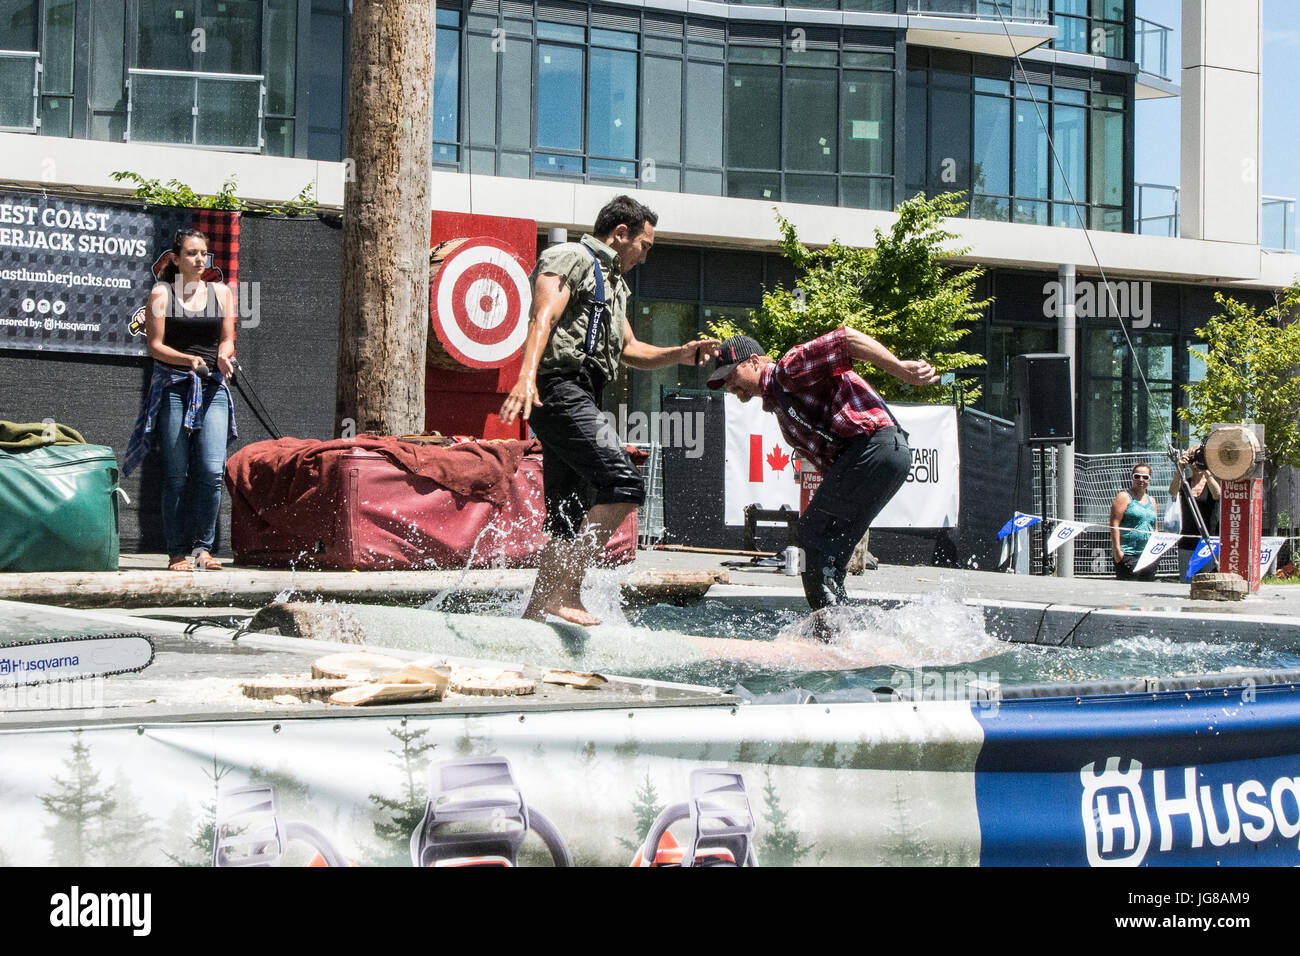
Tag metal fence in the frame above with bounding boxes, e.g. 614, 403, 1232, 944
1031, 448, 1182, 577
907, 0, 1048, 22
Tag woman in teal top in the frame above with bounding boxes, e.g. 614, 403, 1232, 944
1109, 463, 1159, 581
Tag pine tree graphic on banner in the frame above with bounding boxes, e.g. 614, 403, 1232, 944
39, 731, 116, 867
165, 754, 235, 866
757, 774, 814, 866
878, 782, 934, 866
369, 721, 437, 867
618, 771, 666, 854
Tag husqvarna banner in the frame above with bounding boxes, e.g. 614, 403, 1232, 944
0, 190, 239, 357
1, 681, 1297, 866
724, 399, 959, 528
974, 685, 1300, 866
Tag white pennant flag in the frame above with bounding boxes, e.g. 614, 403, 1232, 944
1260, 537, 1285, 576
1134, 531, 1181, 573
1046, 520, 1090, 554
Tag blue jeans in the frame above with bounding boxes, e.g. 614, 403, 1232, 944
157, 381, 230, 557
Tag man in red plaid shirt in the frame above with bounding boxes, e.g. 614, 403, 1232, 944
707, 327, 937, 613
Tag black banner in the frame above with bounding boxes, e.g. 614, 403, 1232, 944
0, 191, 239, 357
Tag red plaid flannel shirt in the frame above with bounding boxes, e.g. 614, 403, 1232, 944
759, 327, 897, 471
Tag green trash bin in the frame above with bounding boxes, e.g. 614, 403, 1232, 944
0, 444, 121, 572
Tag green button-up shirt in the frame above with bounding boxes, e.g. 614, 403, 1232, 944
532, 233, 629, 384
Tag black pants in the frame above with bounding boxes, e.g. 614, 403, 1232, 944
1114, 553, 1157, 582
527, 365, 645, 540
799, 427, 912, 610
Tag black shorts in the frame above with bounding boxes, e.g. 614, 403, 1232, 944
528, 366, 645, 539
1114, 553, 1157, 582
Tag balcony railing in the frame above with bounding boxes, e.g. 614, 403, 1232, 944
126, 68, 265, 153
1263, 196, 1296, 253
907, 1, 1048, 23
1135, 183, 1296, 252
0, 50, 39, 133
1134, 182, 1180, 238
1135, 16, 1173, 81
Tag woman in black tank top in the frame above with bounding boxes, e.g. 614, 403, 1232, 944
144, 229, 237, 571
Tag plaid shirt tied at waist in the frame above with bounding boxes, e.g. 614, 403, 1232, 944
123, 362, 238, 477
760, 326, 898, 472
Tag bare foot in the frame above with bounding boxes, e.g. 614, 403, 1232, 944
551, 605, 602, 627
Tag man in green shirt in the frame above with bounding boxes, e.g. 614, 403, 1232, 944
501, 196, 717, 626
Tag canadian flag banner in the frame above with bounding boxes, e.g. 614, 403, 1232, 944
723, 397, 959, 528
724, 393, 801, 525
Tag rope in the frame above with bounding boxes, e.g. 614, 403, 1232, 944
989, 5, 1174, 459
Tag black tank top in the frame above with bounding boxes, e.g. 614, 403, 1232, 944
160, 281, 222, 370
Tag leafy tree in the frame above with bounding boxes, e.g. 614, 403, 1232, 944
110, 171, 245, 210
709, 192, 988, 403
1177, 282, 1300, 531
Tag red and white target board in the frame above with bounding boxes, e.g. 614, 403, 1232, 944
430, 236, 532, 369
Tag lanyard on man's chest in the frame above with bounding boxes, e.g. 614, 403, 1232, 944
581, 246, 608, 357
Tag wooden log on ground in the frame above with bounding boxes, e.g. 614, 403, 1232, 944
0, 568, 721, 609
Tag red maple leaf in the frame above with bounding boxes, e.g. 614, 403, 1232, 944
766, 445, 790, 472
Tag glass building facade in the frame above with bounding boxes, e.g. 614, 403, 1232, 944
9, 0, 1232, 454
2, 0, 1131, 223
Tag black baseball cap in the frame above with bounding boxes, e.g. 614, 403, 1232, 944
706, 335, 765, 389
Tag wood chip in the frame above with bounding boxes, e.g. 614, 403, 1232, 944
311, 652, 407, 680
541, 669, 608, 690
377, 664, 452, 687
241, 679, 361, 702
450, 670, 536, 697
328, 682, 447, 706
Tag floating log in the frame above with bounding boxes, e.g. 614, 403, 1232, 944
248, 604, 368, 644
621, 569, 728, 607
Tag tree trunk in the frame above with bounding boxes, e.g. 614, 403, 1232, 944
336, 0, 435, 437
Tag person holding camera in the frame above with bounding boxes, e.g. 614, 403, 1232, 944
1109, 463, 1159, 581
1168, 443, 1220, 579
123, 228, 237, 572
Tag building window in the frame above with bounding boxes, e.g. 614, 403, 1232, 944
1051, 0, 1126, 60
909, 50, 1128, 232
126, 1, 300, 155
439, 6, 894, 208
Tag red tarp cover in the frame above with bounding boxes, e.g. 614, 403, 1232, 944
225, 436, 636, 570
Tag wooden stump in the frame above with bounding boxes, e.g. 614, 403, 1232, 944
1189, 572, 1248, 602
